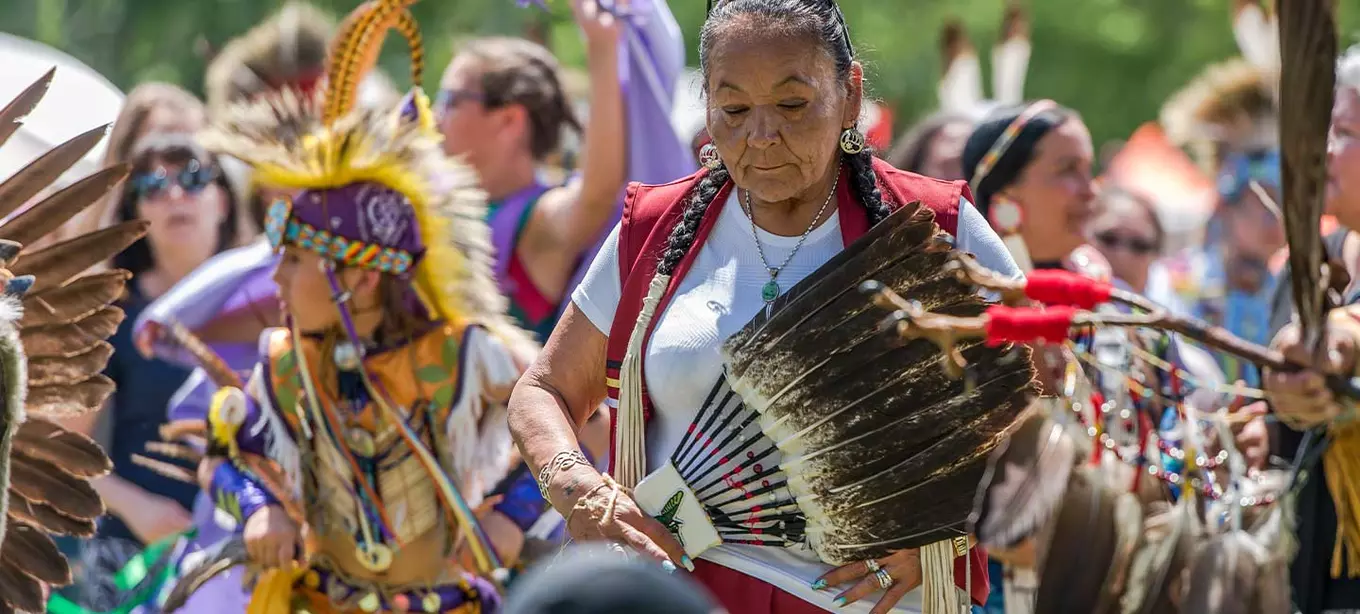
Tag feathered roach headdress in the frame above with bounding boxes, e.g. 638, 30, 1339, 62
1160, 1, 1280, 174
203, 1, 335, 115
199, 0, 530, 354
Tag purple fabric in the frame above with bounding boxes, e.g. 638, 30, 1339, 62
487, 181, 552, 291
290, 182, 426, 259
561, 0, 696, 311
134, 240, 279, 370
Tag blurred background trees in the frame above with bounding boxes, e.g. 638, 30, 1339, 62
2, 0, 1358, 146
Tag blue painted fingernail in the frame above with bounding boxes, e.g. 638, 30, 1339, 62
680, 555, 694, 571
833, 596, 847, 608
662, 560, 677, 573
811, 579, 827, 590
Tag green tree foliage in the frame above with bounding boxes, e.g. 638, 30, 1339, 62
1, 0, 1358, 145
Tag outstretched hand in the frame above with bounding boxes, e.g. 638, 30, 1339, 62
571, 0, 624, 50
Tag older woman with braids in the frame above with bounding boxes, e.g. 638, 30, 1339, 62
508, 1, 1021, 612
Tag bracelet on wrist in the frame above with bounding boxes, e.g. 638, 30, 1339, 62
536, 450, 593, 501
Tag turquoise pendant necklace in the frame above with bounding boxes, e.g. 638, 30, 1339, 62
742, 173, 838, 316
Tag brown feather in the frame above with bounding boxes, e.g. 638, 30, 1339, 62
12, 221, 149, 292
1180, 531, 1264, 614
26, 342, 114, 387
13, 419, 111, 478
25, 375, 114, 418
145, 441, 204, 463
971, 407, 1077, 548
163, 537, 248, 613
8, 454, 103, 520
160, 419, 208, 443
8, 498, 96, 538
0, 69, 55, 151
0, 522, 69, 585
1277, 0, 1337, 349
0, 558, 43, 612
20, 271, 130, 328
0, 164, 129, 248
1032, 466, 1122, 612
0, 125, 113, 222
19, 306, 124, 358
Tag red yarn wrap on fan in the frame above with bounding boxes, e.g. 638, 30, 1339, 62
984, 305, 1077, 346
1024, 270, 1113, 309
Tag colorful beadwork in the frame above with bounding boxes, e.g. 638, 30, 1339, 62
264, 196, 416, 274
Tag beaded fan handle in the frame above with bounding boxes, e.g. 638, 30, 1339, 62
323, 0, 425, 125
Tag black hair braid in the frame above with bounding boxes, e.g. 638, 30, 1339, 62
845, 149, 892, 226
657, 165, 730, 276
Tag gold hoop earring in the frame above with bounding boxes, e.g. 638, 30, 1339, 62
699, 143, 722, 170
840, 128, 866, 155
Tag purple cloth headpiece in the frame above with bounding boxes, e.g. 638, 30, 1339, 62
264, 181, 425, 275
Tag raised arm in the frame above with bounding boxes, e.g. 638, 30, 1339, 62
534, 0, 626, 254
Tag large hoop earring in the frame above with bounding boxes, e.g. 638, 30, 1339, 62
699, 143, 723, 170
840, 128, 866, 155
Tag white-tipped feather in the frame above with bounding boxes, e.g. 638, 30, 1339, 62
1234, 2, 1280, 73
992, 38, 1031, 106
939, 51, 985, 115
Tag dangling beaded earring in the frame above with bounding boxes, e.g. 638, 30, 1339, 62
839, 128, 866, 155
699, 143, 723, 170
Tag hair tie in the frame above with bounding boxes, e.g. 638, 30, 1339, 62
969, 99, 1058, 195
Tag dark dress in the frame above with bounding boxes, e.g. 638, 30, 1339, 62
98, 286, 200, 543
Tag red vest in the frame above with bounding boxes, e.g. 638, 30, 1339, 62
603, 157, 989, 605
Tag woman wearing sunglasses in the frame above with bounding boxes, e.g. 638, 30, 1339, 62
57, 133, 241, 610
1086, 186, 1169, 299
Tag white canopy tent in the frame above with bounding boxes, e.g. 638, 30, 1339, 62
0, 32, 124, 187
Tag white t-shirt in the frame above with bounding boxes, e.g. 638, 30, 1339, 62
572, 192, 1021, 613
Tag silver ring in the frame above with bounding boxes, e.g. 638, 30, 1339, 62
874, 568, 894, 589
864, 559, 881, 573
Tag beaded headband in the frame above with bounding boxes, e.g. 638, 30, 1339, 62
968, 99, 1059, 194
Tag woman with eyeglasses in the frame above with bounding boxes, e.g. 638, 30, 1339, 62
57, 134, 240, 610
436, 0, 626, 344
1086, 186, 1167, 297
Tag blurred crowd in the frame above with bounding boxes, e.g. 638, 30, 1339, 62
3, 0, 1356, 613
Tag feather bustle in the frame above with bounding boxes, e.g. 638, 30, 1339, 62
0, 522, 69, 585
0, 125, 112, 222
20, 271, 130, 328
26, 342, 114, 388
19, 306, 123, 358
12, 419, 111, 478
8, 454, 104, 520
0, 70, 55, 151
11, 221, 149, 292
0, 559, 43, 612
0, 165, 130, 248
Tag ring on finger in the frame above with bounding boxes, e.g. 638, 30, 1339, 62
864, 559, 882, 574
874, 568, 894, 590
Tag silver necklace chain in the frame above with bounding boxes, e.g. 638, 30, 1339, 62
741, 172, 838, 306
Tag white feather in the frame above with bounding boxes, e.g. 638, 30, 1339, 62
1234, 4, 1280, 73
443, 325, 520, 507
991, 38, 1032, 106
939, 51, 984, 115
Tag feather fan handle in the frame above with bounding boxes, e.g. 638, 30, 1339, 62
321, 0, 419, 126
1277, 0, 1336, 356
991, 3, 1031, 106
162, 321, 244, 389
613, 274, 669, 489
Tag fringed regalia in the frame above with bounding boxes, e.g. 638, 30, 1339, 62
156, 3, 542, 612
0, 70, 147, 612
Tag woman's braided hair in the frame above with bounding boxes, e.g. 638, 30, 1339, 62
657, 0, 890, 276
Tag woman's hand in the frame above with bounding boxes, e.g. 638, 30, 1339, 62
553, 468, 692, 572
814, 549, 924, 613
121, 491, 193, 546
571, 0, 623, 52
1231, 400, 1271, 472
243, 505, 300, 569
1263, 321, 1356, 429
